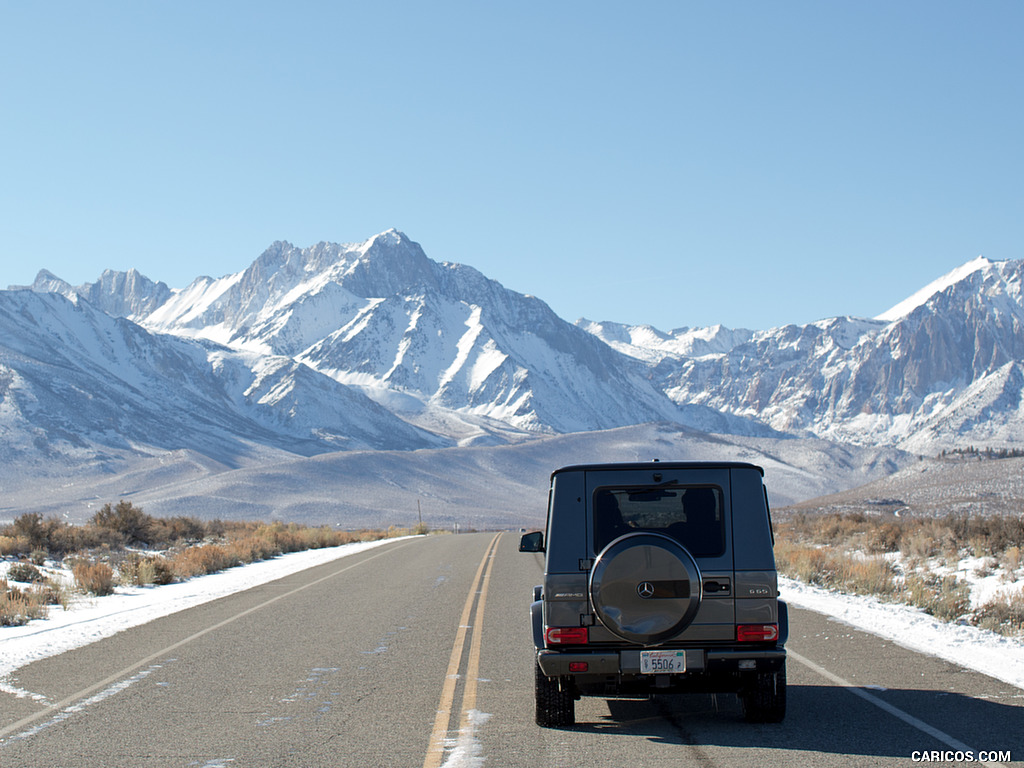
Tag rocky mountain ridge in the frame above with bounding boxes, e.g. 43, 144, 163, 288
5, 233, 1023, 487
583, 256, 1024, 452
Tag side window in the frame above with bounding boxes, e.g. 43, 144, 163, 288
592, 485, 725, 557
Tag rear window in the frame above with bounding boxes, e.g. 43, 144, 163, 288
592, 485, 725, 557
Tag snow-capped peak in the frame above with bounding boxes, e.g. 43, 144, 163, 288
875, 256, 992, 323
9, 269, 76, 298
368, 228, 406, 247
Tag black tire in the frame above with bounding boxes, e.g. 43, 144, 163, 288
535, 662, 575, 727
740, 661, 787, 723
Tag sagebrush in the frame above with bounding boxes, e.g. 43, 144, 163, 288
2, 504, 420, 622
774, 510, 1024, 635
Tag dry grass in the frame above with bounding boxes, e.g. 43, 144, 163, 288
1, 584, 46, 627
778, 511, 1024, 560
118, 554, 175, 586
167, 524, 391, 580
0, 536, 26, 557
1, 576, 66, 626
72, 561, 116, 596
7, 562, 44, 583
1, 505, 422, 630
773, 540, 898, 597
170, 544, 235, 580
1001, 546, 1022, 575
974, 591, 1024, 635
902, 573, 971, 621
775, 510, 1024, 635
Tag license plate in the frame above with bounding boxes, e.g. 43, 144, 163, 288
640, 650, 686, 674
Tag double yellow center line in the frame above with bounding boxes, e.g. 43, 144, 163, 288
423, 532, 501, 768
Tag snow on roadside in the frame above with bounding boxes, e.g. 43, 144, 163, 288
1, 537, 407, 685
780, 576, 1024, 690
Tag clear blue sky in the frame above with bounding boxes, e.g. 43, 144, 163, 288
2, 2, 1021, 331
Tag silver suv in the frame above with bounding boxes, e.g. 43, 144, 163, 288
520, 461, 787, 727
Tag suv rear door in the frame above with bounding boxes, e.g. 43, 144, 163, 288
584, 466, 736, 644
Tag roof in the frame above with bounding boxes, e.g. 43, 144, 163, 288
551, 461, 765, 478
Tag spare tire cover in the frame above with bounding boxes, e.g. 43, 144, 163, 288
589, 532, 702, 645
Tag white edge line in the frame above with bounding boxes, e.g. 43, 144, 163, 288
789, 649, 1009, 767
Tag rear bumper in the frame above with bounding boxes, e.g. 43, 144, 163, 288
706, 647, 786, 673
537, 650, 622, 676
537, 646, 786, 679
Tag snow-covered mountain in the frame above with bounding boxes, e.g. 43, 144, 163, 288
4, 230, 1024, 526
0, 288, 442, 472
32, 230, 761, 443
583, 256, 1024, 453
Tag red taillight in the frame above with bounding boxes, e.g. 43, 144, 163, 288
545, 626, 589, 645
568, 662, 589, 672
737, 624, 779, 642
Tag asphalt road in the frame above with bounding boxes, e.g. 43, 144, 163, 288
1, 533, 1021, 767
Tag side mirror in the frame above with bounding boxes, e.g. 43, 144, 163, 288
519, 531, 545, 553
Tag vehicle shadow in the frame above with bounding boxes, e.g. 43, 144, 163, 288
564, 685, 1024, 760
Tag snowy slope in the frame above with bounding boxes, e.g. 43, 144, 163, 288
579, 320, 755, 363
0, 422, 908, 529
0, 289, 442, 473
875, 256, 992, 322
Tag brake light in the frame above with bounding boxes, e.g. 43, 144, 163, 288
545, 626, 589, 645
737, 624, 779, 642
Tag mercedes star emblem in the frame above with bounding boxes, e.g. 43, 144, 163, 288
637, 581, 655, 599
